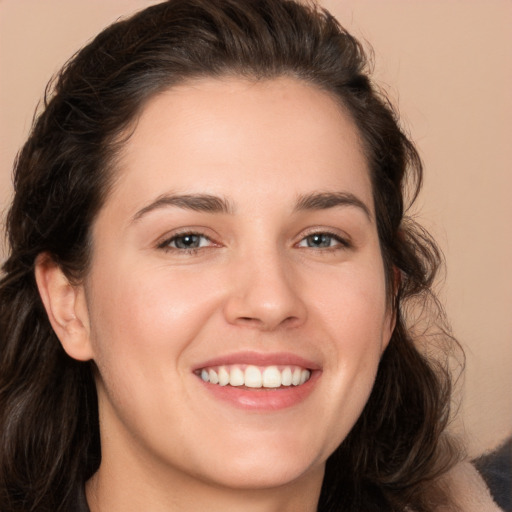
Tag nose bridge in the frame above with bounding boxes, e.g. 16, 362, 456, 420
223, 242, 306, 330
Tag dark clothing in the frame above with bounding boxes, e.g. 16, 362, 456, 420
475, 437, 512, 512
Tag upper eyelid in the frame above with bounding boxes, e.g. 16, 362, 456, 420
297, 227, 352, 244
154, 227, 353, 248
297, 234, 351, 249
157, 230, 214, 249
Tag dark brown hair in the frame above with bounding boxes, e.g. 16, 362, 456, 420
0, 1, 462, 510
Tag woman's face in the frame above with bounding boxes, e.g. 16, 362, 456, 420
79, 77, 393, 491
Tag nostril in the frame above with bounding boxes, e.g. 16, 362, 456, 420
237, 316, 264, 326
235, 315, 302, 331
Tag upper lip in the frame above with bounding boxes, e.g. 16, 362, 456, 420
192, 351, 322, 371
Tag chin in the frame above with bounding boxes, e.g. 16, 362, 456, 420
201, 456, 323, 491
187, 433, 329, 491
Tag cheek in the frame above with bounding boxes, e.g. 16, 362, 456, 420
85, 262, 223, 387
305, 262, 389, 439
309, 261, 389, 342
84, 264, 225, 443
335, 273, 389, 385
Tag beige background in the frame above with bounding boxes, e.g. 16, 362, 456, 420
1, 0, 510, 457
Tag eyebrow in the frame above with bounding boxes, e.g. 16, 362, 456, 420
132, 193, 233, 222
294, 192, 372, 220
131, 190, 371, 223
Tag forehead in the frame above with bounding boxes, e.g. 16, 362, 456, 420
107, 77, 373, 214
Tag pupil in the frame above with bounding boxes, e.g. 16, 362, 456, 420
176, 235, 199, 248
308, 234, 330, 247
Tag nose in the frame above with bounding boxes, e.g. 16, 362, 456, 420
223, 250, 307, 331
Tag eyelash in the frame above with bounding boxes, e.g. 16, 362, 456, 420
297, 231, 350, 249
157, 231, 214, 254
157, 230, 351, 254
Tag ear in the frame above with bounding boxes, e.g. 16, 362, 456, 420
35, 253, 94, 361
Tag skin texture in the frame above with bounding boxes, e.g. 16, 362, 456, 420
36, 77, 394, 512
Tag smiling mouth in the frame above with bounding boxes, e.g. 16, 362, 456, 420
196, 364, 312, 389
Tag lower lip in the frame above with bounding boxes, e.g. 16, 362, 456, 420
196, 371, 320, 411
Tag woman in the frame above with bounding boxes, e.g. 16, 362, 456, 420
0, 0, 501, 510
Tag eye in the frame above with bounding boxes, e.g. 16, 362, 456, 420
159, 232, 213, 251
297, 232, 348, 249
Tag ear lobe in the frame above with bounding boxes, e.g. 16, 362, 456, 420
34, 253, 94, 361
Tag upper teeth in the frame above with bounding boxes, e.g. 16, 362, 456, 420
199, 365, 311, 388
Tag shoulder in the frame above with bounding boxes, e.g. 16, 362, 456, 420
437, 461, 504, 512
